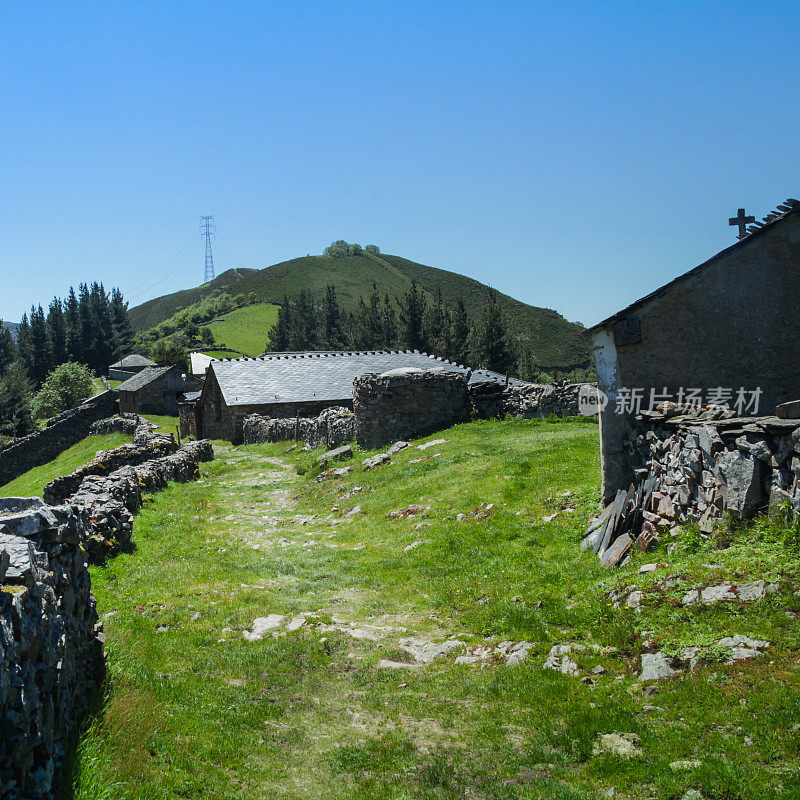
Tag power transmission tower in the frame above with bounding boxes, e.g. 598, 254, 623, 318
200, 215, 215, 282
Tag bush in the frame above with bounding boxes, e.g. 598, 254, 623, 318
31, 362, 94, 419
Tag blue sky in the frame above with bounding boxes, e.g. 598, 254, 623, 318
1, 0, 798, 326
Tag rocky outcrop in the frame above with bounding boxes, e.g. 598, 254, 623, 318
0, 391, 118, 486
242, 406, 356, 449
88, 413, 157, 437
0, 498, 105, 799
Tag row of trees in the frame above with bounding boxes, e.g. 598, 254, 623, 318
2, 284, 135, 389
267, 282, 516, 374
323, 241, 381, 258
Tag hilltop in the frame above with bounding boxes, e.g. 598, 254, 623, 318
128, 253, 589, 371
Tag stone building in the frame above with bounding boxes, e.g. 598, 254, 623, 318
588, 198, 800, 503
192, 350, 520, 442
117, 366, 201, 415
108, 353, 157, 381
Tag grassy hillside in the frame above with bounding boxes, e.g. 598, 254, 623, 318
129, 253, 589, 370
129, 267, 258, 331
74, 419, 800, 798
204, 302, 280, 356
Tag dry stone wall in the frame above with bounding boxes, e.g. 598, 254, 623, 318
354, 369, 470, 450
0, 391, 118, 487
0, 498, 104, 799
242, 406, 356, 449
583, 406, 800, 566
0, 435, 214, 794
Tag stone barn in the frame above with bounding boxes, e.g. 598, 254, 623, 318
118, 366, 201, 416
194, 350, 519, 442
588, 198, 800, 503
108, 354, 157, 381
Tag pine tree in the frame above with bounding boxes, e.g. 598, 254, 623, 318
65, 287, 82, 363
77, 283, 93, 368
381, 293, 397, 348
267, 294, 292, 351
29, 305, 52, 387
397, 281, 427, 351
355, 284, 382, 349
110, 287, 135, 360
0, 324, 15, 378
15, 314, 33, 378
290, 289, 319, 350
47, 298, 67, 366
449, 297, 470, 364
89, 283, 114, 372
423, 286, 449, 357
0, 362, 35, 437
473, 290, 514, 375
322, 285, 345, 349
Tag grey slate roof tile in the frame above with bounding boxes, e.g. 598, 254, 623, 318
109, 354, 157, 369
210, 350, 525, 406
116, 366, 174, 392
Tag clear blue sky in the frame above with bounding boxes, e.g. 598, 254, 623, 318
2, 0, 798, 326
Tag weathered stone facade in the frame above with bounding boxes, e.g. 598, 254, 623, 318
582, 406, 800, 566
242, 407, 356, 449
354, 369, 470, 450
589, 202, 800, 503
0, 498, 105, 799
0, 391, 118, 487
118, 367, 201, 416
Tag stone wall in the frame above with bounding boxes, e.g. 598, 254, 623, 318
0, 391, 118, 487
43, 434, 213, 563
469, 380, 597, 419
0, 434, 215, 794
354, 369, 470, 450
242, 406, 356, 449
0, 498, 105, 799
582, 406, 800, 566
89, 413, 155, 437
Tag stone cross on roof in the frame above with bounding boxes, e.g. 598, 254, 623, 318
729, 207, 755, 238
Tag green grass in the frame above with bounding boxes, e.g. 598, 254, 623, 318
0, 433, 132, 497
141, 414, 181, 436
128, 253, 590, 370
71, 417, 800, 799
204, 302, 280, 356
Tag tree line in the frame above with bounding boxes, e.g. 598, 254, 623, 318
267, 282, 517, 375
0, 283, 135, 443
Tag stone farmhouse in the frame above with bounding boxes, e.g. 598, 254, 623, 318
588, 198, 800, 503
108, 353, 157, 381
189, 350, 523, 442
118, 365, 201, 416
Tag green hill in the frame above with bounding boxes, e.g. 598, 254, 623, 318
129, 253, 589, 370
204, 303, 280, 356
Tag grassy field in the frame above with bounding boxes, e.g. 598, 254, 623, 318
0, 432, 132, 497
204, 302, 280, 356
71, 418, 800, 799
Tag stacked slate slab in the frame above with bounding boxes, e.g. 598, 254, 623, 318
583, 403, 800, 566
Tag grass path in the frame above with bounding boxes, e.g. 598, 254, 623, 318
74, 419, 800, 799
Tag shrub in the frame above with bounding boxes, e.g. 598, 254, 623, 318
31, 362, 94, 419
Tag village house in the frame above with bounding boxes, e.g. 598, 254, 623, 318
189, 350, 522, 442
117, 366, 201, 416
108, 353, 157, 381
588, 198, 800, 503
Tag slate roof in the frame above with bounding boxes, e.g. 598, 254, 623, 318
190, 352, 217, 375
109, 354, 157, 369
209, 350, 526, 407
587, 198, 800, 334
116, 366, 174, 392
